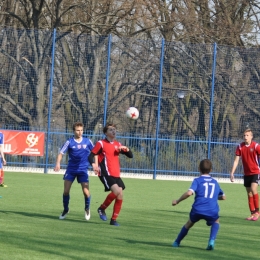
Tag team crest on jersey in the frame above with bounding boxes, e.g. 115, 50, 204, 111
77, 145, 82, 149
250, 148, 254, 152
83, 145, 87, 149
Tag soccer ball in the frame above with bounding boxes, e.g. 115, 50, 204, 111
126, 107, 139, 120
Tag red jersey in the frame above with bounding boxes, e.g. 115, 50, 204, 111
235, 141, 260, 175
91, 139, 122, 177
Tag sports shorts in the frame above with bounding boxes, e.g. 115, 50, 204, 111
99, 175, 125, 192
243, 174, 260, 187
63, 170, 89, 183
189, 210, 219, 226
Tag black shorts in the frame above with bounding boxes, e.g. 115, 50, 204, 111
243, 174, 260, 187
99, 176, 125, 192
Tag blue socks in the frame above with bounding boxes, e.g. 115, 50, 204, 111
63, 194, 70, 211
175, 225, 189, 244
85, 195, 91, 210
209, 222, 219, 241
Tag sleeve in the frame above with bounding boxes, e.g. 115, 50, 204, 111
235, 145, 241, 156
59, 140, 70, 154
91, 141, 102, 155
121, 149, 133, 158
218, 188, 224, 196
88, 141, 102, 164
255, 143, 260, 155
189, 179, 198, 194
88, 139, 94, 151
0, 133, 3, 145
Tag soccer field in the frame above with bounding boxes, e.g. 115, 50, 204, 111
0, 172, 259, 260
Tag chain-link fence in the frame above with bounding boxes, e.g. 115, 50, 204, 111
1, 27, 258, 178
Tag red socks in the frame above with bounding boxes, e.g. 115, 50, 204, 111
0, 169, 4, 184
248, 194, 259, 213
100, 192, 123, 220
112, 199, 123, 220
253, 194, 259, 212
101, 192, 117, 209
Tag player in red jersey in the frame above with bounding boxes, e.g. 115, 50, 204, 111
230, 129, 260, 221
88, 123, 133, 226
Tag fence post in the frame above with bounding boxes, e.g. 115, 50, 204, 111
103, 34, 112, 127
153, 38, 165, 180
44, 28, 57, 173
207, 42, 217, 159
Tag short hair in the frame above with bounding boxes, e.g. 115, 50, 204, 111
73, 122, 84, 131
244, 128, 253, 135
199, 159, 212, 174
103, 123, 116, 134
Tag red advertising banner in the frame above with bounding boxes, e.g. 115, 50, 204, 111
1, 130, 45, 156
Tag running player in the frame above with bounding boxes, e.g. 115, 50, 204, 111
54, 122, 94, 221
88, 123, 133, 226
230, 128, 260, 221
0, 131, 7, 187
172, 159, 226, 250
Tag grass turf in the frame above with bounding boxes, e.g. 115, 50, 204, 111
0, 172, 259, 260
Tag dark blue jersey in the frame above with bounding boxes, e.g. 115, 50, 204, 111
60, 137, 94, 171
189, 175, 224, 216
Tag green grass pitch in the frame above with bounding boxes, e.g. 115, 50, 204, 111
0, 172, 259, 260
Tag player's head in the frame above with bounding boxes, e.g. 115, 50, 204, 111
243, 129, 253, 144
103, 123, 117, 139
199, 159, 212, 175
73, 122, 84, 138
103, 123, 116, 134
73, 122, 84, 131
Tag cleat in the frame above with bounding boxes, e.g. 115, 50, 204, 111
252, 212, 259, 221
97, 207, 107, 221
172, 241, 180, 247
246, 214, 255, 221
59, 209, 69, 220
85, 209, 90, 221
0, 183, 7, 188
110, 219, 120, 226
206, 240, 215, 250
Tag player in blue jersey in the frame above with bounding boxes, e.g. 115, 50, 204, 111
0, 132, 7, 187
54, 122, 94, 221
172, 159, 226, 250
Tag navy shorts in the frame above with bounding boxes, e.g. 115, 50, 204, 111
190, 210, 219, 226
99, 176, 125, 192
244, 174, 260, 187
63, 170, 89, 183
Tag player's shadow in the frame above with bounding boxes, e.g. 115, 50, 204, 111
118, 238, 205, 251
0, 210, 101, 224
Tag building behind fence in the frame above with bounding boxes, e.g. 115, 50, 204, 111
1, 27, 259, 178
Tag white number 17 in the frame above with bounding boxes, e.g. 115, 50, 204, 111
203, 183, 215, 198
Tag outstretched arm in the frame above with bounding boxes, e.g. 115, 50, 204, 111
172, 190, 193, 206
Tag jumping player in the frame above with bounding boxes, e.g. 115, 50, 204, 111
172, 159, 226, 250
88, 123, 133, 226
0, 131, 7, 187
230, 128, 260, 221
54, 122, 94, 221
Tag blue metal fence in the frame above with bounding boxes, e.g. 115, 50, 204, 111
0, 27, 256, 179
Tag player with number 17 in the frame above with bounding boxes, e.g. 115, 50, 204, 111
171, 159, 226, 250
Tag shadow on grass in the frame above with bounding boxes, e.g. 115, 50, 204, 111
118, 237, 206, 251
0, 210, 102, 224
